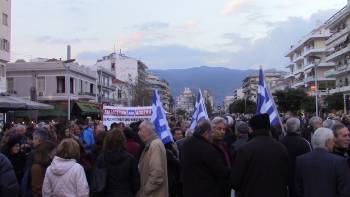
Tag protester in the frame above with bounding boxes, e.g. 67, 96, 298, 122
2, 135, 26, 182
181, 120, 230, 197
165, 142, 181, 197
171, 127, 183, 141
296, 127, 350, 197
230, 121, 250, 159
42, 138, 89, 197
322, 119, 336, 129
303, 116, 322, 142
30, 140, 56, 197
77, 119, 95, 153
0, 153, 19, 196
91, 131, 107, 163
280, 117, 311, 197
94, 124, 105, 137
123, 127, 141, 158
95, 128, 140, 197
137, 120, 168, 197
231, 114, 289, 197
331, 123, 350, 164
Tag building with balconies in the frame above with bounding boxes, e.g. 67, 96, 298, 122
324, 2, 350, 94
96, 66, 116, 105
233, 88, 244, 101
176, 88, 195, 113
146, 74, 171, 111
202, 89, 214, 110
284, 25, 336, 94
6, 58, 98, 119
0, 0, 11, 93
223, 96, 235, 113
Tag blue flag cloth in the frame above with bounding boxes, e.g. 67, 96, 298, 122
190, 89, 209, 130
256, 68, 279, 126
151, 89, 173, 144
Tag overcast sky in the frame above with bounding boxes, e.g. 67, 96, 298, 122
11, 0, 347, 69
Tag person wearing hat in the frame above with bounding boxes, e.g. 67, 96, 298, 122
231, 114, 289, 197
230, 121, 250, 159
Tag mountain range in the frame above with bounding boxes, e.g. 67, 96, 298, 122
150, 66, 259, 106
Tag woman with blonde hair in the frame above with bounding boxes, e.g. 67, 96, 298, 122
42, 138, 89, 197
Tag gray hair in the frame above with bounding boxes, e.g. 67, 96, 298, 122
309, 116, 322, 128
331, 122, 347, 137
286, 118, 300, 133
33, 129, 49, 142
322, 119, 335, 129
142, 120, 155, 132
211, 117, 227, 126
311, 127, 334, 148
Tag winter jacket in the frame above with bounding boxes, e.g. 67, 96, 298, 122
80, 127, 95, 153
137, 134, 168, 197
97, 149, 140, 197
0, 153, 19, 196
42, 156, 89, 197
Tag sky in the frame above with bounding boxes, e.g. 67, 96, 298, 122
11, 0, 347, 70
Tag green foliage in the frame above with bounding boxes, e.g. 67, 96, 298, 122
273, 89, 312, 113
324, 93, 343, 111
229, 99, 256, 114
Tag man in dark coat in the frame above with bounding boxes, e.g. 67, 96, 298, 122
181, 120, 230, 197
280, 117, 311, 197
0, 153, 19, 196
296, 127, 350, 197
231, 114, 289, 197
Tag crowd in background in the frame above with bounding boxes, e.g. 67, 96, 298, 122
0, 112, 349, 197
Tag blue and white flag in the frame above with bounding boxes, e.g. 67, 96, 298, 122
256, 68, 279, 126
151, 89, 173, 144
190, 89, 209, 130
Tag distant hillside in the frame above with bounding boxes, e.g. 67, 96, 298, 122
150, 66, 258, 105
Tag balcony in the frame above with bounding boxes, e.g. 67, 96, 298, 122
78, 92, 96, 100
326, 44, 350, 62
303, 76, 335, 83
285, 62, 294, 68
324, 69, 336, 78
303, 48, 327, 57
329, 85, 350, 94
334, 64, 350, 76
293, 55, 304, 64
284, 73, 294, 79
292, 81, 305, 88
326, 27, 350, 46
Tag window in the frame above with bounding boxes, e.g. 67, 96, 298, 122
56, 76, 65, 93
2, 13, 8, 26
79, 80, 83, 93
118, 90, 122, 99
90, 83, 94, 94
70, 77, 74, 94
37, 76, 45, 92
111, 63, 115, 71
7, 78, 13, 92
0, 65, 5, 77
0, 39, 10, 52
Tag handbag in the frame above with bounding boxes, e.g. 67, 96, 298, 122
91, 153, 107, 194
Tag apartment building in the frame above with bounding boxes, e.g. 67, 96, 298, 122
176, 88, 195, 113
284, 25, 336, 95
146, 74, 171, 111
96, 66, 116, 104
0, 0, 11, 93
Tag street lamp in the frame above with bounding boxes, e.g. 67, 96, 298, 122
63, 59, 75, 121
309, 55, 322, 117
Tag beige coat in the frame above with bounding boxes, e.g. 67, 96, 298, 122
137, 135, 168, 197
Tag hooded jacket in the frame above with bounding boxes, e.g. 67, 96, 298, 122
42, 156, 89, 197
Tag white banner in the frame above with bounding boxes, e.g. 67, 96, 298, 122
103, 105, 152, 129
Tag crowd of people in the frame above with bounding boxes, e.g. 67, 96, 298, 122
0, 112, 349, 197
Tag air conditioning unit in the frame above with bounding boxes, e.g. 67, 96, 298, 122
38, 92, 44, 96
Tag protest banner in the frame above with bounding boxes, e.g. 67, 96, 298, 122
103, 105, 152, 129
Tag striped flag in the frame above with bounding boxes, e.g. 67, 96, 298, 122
256, 68, 279, 126
190, 89, 209, 130
151, 89, 173, 144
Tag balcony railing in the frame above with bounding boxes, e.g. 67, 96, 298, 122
78, 92, 96, 97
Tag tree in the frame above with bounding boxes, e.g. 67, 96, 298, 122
324, 93, 343, 111
229, 99, 256, 114
273, 89, 310, 113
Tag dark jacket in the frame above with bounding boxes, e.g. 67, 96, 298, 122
231, 135, 249, 159
280, 132, 311, 197
231, 130, 289, 197
0, 153, 19, 196
165, 145, 181, 197
124, 139, 140, 158
99, 149, 140, 197
296, 148, 350, 197
181, 134, 230, 197
213, 141, 232, 197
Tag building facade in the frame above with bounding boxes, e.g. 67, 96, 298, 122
146, 74, 171, 111
223, 96, 235, 113
96, 67, 116, 104
324, 2, 350, 94
233, 88, 244, 101
7, 59, 98, 119
284, 25, 336, 95
202, 89, 214, 110
242, 73, 283, 101
0, 0, 11, 93
176, 88, 195, 113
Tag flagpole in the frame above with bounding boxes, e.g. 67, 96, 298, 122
260, 65, 286, 136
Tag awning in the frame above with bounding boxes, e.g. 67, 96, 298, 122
333, 33, 349, 48
0, 96, 54, 112
295, 73, 302, 79
305, 67, 314, 74
73, 102, 101, 116
8, 97, 54, 110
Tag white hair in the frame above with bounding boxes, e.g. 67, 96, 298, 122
309, 116, 322, 128
311, 127, 334, 148
286, 118, 300, 133
211, 117, 227, 126
142, 120, 156, 132
322, 119, 335, 129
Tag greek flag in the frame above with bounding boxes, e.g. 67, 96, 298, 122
190, 89, 209, 130
256, 68, 279, 126
151, 89, 173, 144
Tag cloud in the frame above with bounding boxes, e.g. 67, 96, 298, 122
219, 0, 246, 16
36, 36, 97, 45
118, 32, 145, 49
182, 20, 199, 29
134, 22, 169, 31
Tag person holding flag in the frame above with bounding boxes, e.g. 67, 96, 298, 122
230, 67, 289, 197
